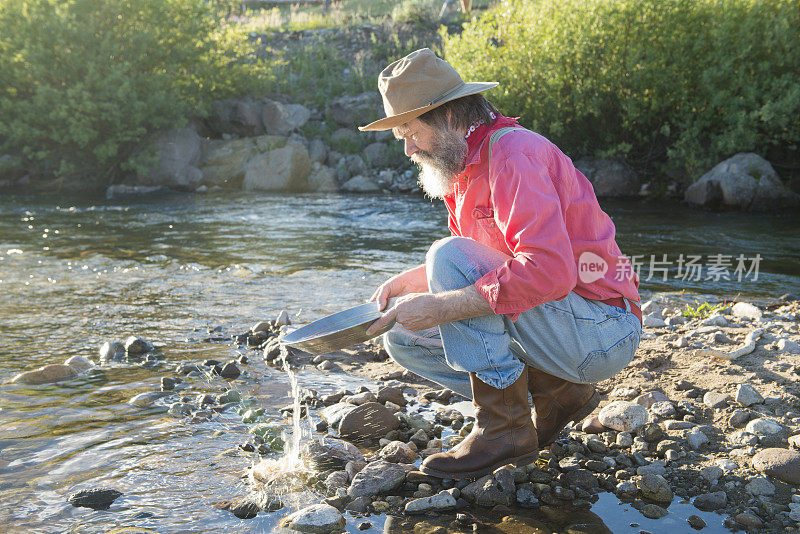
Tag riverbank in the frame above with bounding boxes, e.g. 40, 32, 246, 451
16, 292, 797, 532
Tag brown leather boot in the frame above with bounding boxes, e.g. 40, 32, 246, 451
527, 366, 600, 446
420, 368, 538, 479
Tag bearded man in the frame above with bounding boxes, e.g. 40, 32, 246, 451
362, 48, 642, 479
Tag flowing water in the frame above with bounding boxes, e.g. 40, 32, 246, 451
0, 190, 798, 533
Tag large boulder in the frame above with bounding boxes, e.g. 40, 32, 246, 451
137, 127, 203, 190
325, 92, 382, 127
208, 98, 264, 137
574, 157, 639, 197
685, 153, 798, 210
12, 363, 78, 385
307, 163, 339, 193
243, 141, 311, 192
340, 175, 380, 193
262, 100, 311, 136
199, 135, 286, 188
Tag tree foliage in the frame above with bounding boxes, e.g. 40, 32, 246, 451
443, 0, 800, 177
0, 0, 273, 183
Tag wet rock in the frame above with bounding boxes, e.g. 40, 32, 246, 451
734, 512, 763, 529
345, 391, 377, 405
745, 476, 775, 496
598, 401, 648, 432
399, 413, 435, 433
282, 503, 345, 533
68, 488, 123, 510
99, 341, 126, 361
752, 448, 800, 484
735, 384, 763, 407
11, 364, 78, 385
687, 515, 706, 529
318, 402, 357, 430
128, 391, 165, 408
685, 428, 710, 450
636, 473, 673, 503
301, 437, 364, 472
377, 441, 418, 464
217, 389, 241, 404
434, 407, 464, 426
745, 418, 782, 436
404, 490, 457, 514
215, 496, 260, 519
516, 484, 540, 507
175, 362, 203, 375
693, 491, 727, 511
377, 385, 406, 406
564, 469, 599, 490
732, 302, 763, 320
65, 355, 94, 372
641, 504, 668, 519
344, 496, 369, 514
324, 471, 350, 494
168, 402, 192, 418
703, 391, 731, 410
161, 377, 180, 391
216, 362, 241, 379
338, 402, 400, 441
461, 475, 513, 507
124, 336, 152, 356
347, 460, 407, 498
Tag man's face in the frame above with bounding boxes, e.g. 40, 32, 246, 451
394, 118, 467, 199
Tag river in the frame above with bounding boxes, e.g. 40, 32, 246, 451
0, 190, 798, 533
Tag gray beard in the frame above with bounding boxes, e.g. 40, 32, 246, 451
411, 128, 467, 200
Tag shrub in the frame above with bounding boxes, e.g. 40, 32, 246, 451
442, 0, 800, 178
0, 0, 274, 184
392, 0, 438, 26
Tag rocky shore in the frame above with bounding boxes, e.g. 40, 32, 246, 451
14, 294, 799, 532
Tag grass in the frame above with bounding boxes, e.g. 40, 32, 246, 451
682, 301, 726, 319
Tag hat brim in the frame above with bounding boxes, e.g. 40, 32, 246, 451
358, 81, 499, 132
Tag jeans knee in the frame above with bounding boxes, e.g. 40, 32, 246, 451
426, 236, 474, 291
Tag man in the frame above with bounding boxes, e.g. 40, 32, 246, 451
361, 48, 642, 479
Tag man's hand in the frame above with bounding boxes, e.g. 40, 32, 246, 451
370, 264, 428, 311
366, 285, 494, 336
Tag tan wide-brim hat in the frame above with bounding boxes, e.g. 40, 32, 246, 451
359, 48, 498, 132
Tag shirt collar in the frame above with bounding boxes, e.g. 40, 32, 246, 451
460, 112, 520, 173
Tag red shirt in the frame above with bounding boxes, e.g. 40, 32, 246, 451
443, 115, 641, 321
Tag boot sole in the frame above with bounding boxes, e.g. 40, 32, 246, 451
418, 450, 539, 480
540, 390, 601, 447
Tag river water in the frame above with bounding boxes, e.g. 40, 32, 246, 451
0, 190, 798, 533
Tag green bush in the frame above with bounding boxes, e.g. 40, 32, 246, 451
442, 0, 800, 177
392, 0, 438, 26
0, 0, 274, 184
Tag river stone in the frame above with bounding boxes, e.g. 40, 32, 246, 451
684, 153, 798, 210
789, 434, 800, 449
649, 401, 676, 419
64, 355, 94, 372
564, 469, 599, 490
730, 430, 759, 447
778, 338, 800, 354
217, 362, 241, 379
745, 476, 775, 495
318, 402, 357, 429
732, 302, 763, 320
636, 473, 673, 503
643, 314, 667, 328
347, 460, 407, 498
752, 448, 800, 484
377, 441, 418, 464
338, 402, 399, 441
700, 465, 724, 485
735, 384, 764, 406
404, 490, 457, 514
282, 503, 345, 534
641, 504, 668, 519
324, 471, 350, 494
341, 175, 380, 193
302, 437, 364, 472
693, 491, 727, 511
168, 402, 192, 418
598, 401, 648, 432
461, 474, 513, 507
685, 428, 709, 450
729, 409, 751, 427
243, 142, 311, 192
399, 413, 435, 433
68, 488, 123, 509
345, 391, 377, 405
377, 385, 406, 406
11, 363, 78, 385
734, 512, 763, 529
746, 418, 782, 436
124, 336, 152, 355
128, 392, 165, 408
215, 495, 261, 519
99, 341, 126, 361
703, 391, 731, 410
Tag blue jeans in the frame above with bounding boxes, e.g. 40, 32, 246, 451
383, 237, 641, 400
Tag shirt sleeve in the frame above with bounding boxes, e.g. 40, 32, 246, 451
473, 149, 577, 320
